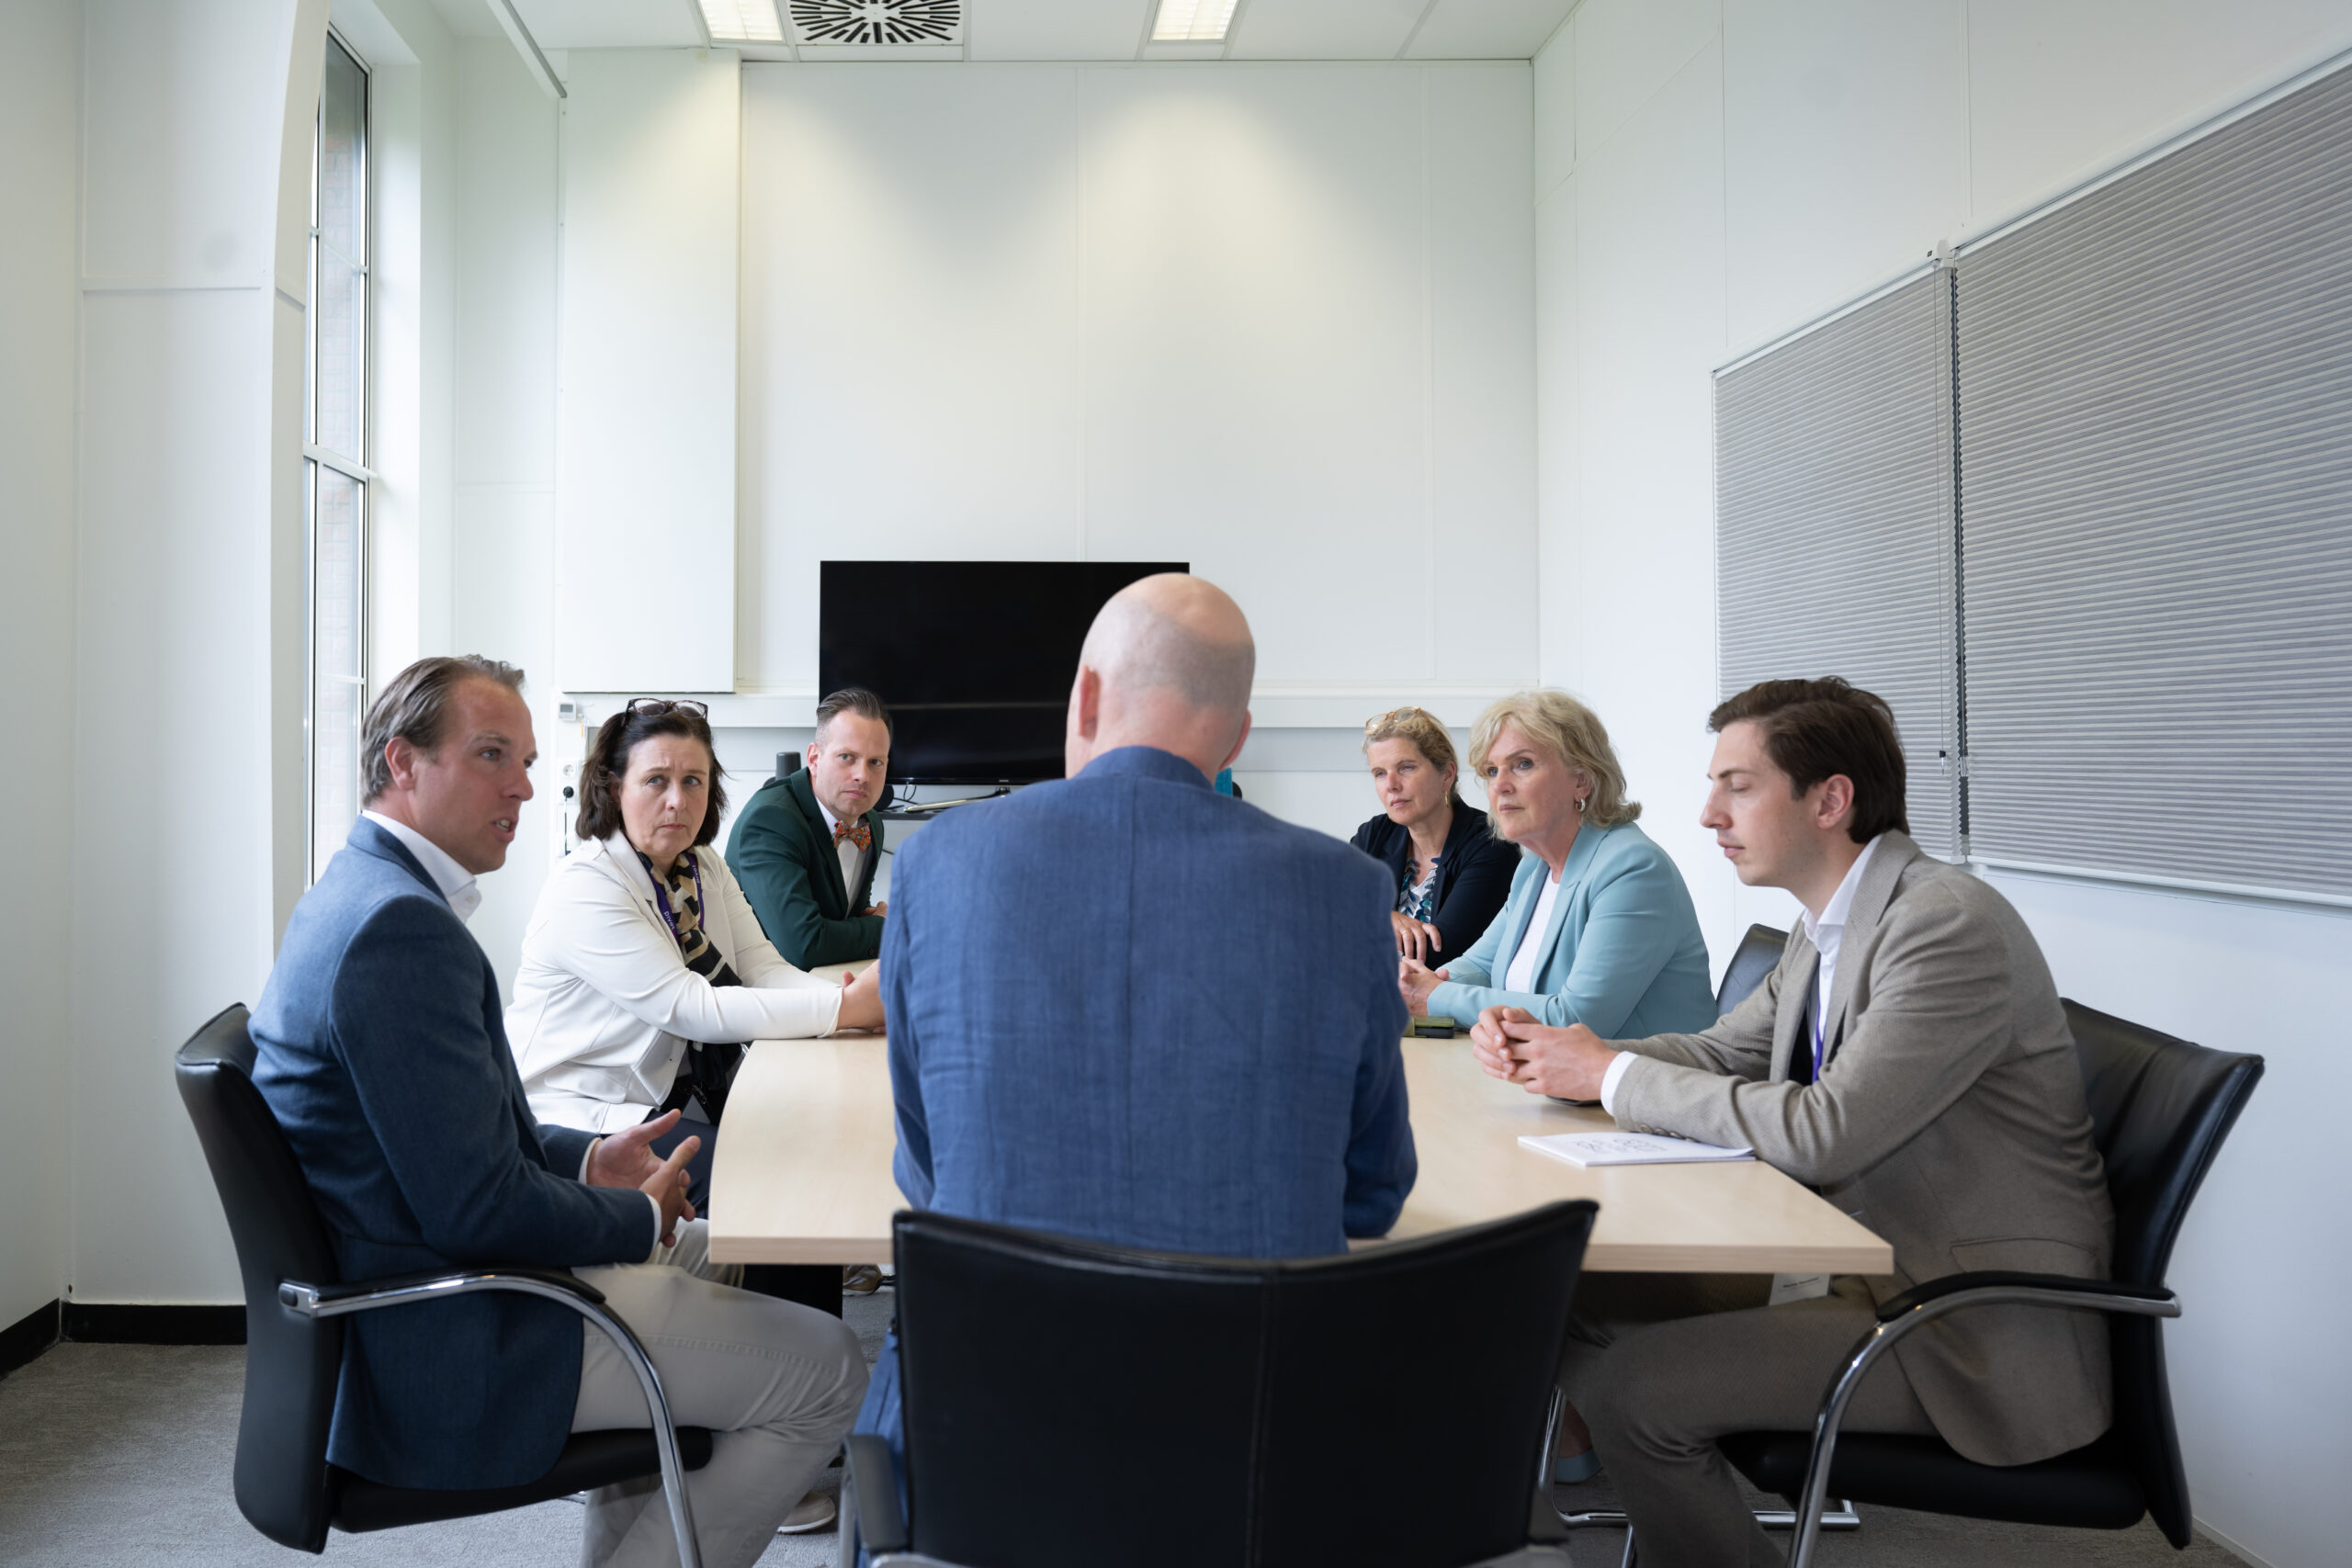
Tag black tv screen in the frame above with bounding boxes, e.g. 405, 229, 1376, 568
820, 560, 1189, 784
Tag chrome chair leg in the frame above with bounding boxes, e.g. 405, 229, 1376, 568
1539, 1384, 1566, 1492
1598, 1501, 1860, 1568
284, 1270, 706, 1568
1559, 1502, 1859, 1530
1782, 1282, 2180, 1568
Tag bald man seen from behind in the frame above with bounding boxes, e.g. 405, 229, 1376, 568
844, 575, 1418, 1528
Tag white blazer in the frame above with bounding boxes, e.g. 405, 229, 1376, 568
506, 833, 844, 1134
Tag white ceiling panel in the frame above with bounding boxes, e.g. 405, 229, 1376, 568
511, 0, 701, 50
969, 0, 1151, 61
1228, 0, 1430, 61
461, 0, 1570, 63
1405, 0, 1573, 60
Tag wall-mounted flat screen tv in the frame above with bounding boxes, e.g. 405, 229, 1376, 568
820, 559, 1189, 784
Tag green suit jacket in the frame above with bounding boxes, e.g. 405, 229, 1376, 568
724, 769, 887, 969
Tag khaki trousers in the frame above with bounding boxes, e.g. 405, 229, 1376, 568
572, 1222, 869, 1568
1557, 1275, 1936, 1568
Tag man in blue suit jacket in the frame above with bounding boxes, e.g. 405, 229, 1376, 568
851, 577, 1416, 1533
252, 657, 865, 1567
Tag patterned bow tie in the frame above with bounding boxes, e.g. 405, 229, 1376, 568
833, 818, 873, 852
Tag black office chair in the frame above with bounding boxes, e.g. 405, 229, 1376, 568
1714, 922, 1788, 1016
174, 1004, 715, 1565
1707, 999, 2264, 1568
848, 1201, 1600, 1568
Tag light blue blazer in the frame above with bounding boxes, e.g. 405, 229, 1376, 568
1426, 819, 1717, 1039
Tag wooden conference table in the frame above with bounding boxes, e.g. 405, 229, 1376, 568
710, 974, 1890, 1277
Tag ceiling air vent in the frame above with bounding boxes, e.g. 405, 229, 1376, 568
789, 0, 960, 47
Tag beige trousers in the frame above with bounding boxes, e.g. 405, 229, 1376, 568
1558, 1274, 1936, 1568
572, 1222, 869, 1568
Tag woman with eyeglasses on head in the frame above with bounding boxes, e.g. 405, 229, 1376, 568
1351, 707, 1521, 976
506, 699, 885, 1213
1398, 691, 1715, 1049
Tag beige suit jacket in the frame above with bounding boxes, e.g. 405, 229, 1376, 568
1610, 831, 2114, 1466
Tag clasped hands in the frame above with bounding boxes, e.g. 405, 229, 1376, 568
1469, 1007, 1619, 1102
585, 1111, 698, 1247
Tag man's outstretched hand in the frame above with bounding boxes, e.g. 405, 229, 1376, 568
1397, 957, 1449, 1017
587, 1110, 699, 1247
835, 962, 886, 1031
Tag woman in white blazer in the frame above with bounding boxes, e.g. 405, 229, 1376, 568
507, 698, 884, 1208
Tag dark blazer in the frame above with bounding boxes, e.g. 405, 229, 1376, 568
1349, 802, 1521, 974
250, 818, 656, 1490
887, 745, 1416, 1257
725, 767, 887, 969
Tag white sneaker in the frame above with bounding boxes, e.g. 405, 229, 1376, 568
778, 1491, 838, 1534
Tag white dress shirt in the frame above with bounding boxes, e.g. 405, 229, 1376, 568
1796, 833, 1884, 1073
363, 810, 663, 1250
815, 797, 869, 904
1502, 871, 1564, 994
361, 809, 481, 923
1599, 833, 1885, 1115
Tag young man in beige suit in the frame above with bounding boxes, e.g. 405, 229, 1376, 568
1475, 678, 2112, 1568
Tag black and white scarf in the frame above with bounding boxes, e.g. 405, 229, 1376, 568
641, 847, 747, 1122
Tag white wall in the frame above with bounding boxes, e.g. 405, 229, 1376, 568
43, 0, 500, 1314
737, 61, 1538, 707
0, 0, 84, 1334
435, 54, 1543, 996
448, 32, 566, 999
555, 49, 740, 693
1533, 6, 2352, 1565
69, 0, 328, 1305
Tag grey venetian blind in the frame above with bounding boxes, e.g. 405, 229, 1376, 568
1715, 273, 1961, 859
1957, 62, 2352, 899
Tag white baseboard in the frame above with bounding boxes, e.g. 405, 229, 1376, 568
2194, 1515, 2278, 1568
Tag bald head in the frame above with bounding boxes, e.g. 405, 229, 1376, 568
1066, 574, 1256, 781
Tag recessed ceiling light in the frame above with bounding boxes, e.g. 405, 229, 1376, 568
700, 0, 786, 44
1152, 0, 1239, 44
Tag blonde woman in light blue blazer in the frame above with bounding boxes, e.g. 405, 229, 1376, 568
1400, 691, 1716, 1040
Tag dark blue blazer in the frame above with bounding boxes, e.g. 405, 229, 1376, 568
250, 818, 656, 1490
884, 745, 1416, 1258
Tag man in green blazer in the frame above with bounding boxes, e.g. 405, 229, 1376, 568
727, 689, 892, 969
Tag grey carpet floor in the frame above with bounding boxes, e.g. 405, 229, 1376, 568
0, 1289, 2245, 1567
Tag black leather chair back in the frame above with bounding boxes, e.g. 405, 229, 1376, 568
174, 1004, 344, 1554
1715, 923, 1788, 1016
894, 1201, 1597, 1568
2064, 998, 2263, 1547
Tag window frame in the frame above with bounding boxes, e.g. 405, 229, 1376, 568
305, 29, 373, 884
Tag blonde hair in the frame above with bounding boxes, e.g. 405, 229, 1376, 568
1467, 690, 1641, 828
1362, 706, 1463, 806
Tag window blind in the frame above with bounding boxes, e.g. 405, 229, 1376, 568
1956, 62, 2352, 900
1714, 272, 1961, 859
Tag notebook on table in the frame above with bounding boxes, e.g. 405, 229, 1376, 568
1518, 1131, 1754, 1167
